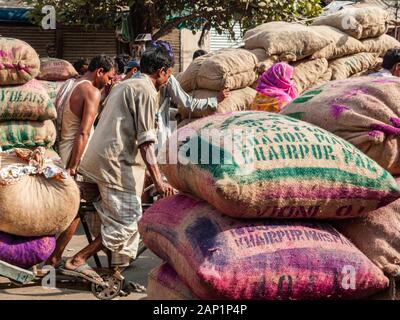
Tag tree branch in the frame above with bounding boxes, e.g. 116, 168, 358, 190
152, 13, 199, 39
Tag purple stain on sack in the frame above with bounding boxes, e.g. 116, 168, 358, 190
343, 88, 369, 98
390, 117, 400, 128
368, 130, 385, 139
330, 104, 349, 119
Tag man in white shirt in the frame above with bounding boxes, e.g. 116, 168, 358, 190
371, 48, 400, 77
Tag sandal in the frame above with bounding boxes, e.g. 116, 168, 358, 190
59, 263, 106, 287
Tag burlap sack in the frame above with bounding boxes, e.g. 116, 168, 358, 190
281, 76, 400, 174
37, 58, 78, 81
308, 69, 333, 90
335, 196, 400, 279
310, 26, 366, 60
0, 149, 80, 237
177, 53, 214, 92
196, 49, 258, 91
243, 22, 333, 61
292, 59, 329, 94
311, 6, 389, 40
148, 263, 197, 300
159, 111, 400, 219
329, 53, 378, 80
248, 49, 278, 75
0, 232, 56, 269
140, 194, 389, 300
0, 79, 57, 121
178, 87, 256, 119
39, 80, 65, 104
0, 37, 40, 85
0, 120, 56, 151
362, 35, 400, 57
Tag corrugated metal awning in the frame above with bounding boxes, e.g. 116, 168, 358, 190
210, 23, 244, 52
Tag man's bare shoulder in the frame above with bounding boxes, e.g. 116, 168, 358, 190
75, 80, 101, 97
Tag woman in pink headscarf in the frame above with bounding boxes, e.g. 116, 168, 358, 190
251, 62, 297, 113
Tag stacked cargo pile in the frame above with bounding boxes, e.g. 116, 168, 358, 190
176, 48, 258, 120
244, 6, 400, 95
36, 57, 78, 104
140, 110, 400, 300
0, 37, 80, 270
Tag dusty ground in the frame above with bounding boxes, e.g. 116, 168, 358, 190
0, 225, 162, 300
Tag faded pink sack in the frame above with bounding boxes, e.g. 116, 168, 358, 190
139, 194, 389, 300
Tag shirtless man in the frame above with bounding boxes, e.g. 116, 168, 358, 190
45, 55, 116, 268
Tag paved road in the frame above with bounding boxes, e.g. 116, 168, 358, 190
0, 226, 162, 300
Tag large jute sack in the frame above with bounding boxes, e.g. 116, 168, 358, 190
292, 59, 329, 95
243, 22, 332, 61
159, 111, 400, 219
196, 49, 258, 91
0, 148, 80, 236
39, 80, 65, 104
0, 231, 56, 269
0, 120, 56, 151
308, 69, 333, 91
247, 49, 278, 74
177, 53, 214, 92
178, 87, 256, 119
37, 58, 78, 81
140, 194, 389, 300
148, 263, 197, 300
281, 76, 400, 174
329, 52, 378, 80
0, 37, 40, 85
311, 6, 389, 40
310, 26, 366, 60
334, 195, 400, 279
362, 35, 400, 57
0, 79, 57, 121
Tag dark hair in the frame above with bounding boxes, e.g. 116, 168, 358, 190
140, 47, 175, 75
115, 54, 131, 74
382, 48, 400, 70
73, 57, 90, 72
148, 40, 175, 62
88, 55, 115, 73
193, 49, 208, 60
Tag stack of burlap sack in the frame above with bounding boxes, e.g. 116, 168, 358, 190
140, 110, 400, 300
244, 6, 400, 95
176, 48, 258, 120
36, 57, 78, 104
0, 37, 80, 270
280, 74, 400, 292
176, 6, 400, 124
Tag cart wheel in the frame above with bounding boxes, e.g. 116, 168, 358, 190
91, 273, 123, 300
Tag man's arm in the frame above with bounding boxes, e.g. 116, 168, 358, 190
66, 88, 101, 175
139, 142, 174, 198
166, 75, 229, 113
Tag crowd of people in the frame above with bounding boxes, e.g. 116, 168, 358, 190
45, 43, 229, 284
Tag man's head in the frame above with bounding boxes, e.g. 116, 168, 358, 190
383, 48, 400, 76
193, 49, 208, 60
140, 46, 175, 90
88, 55, 116, 89
124, 60, 141, 79
73, 57, 90, 75
46, 44, 57, 58
115, 54, 131, 75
